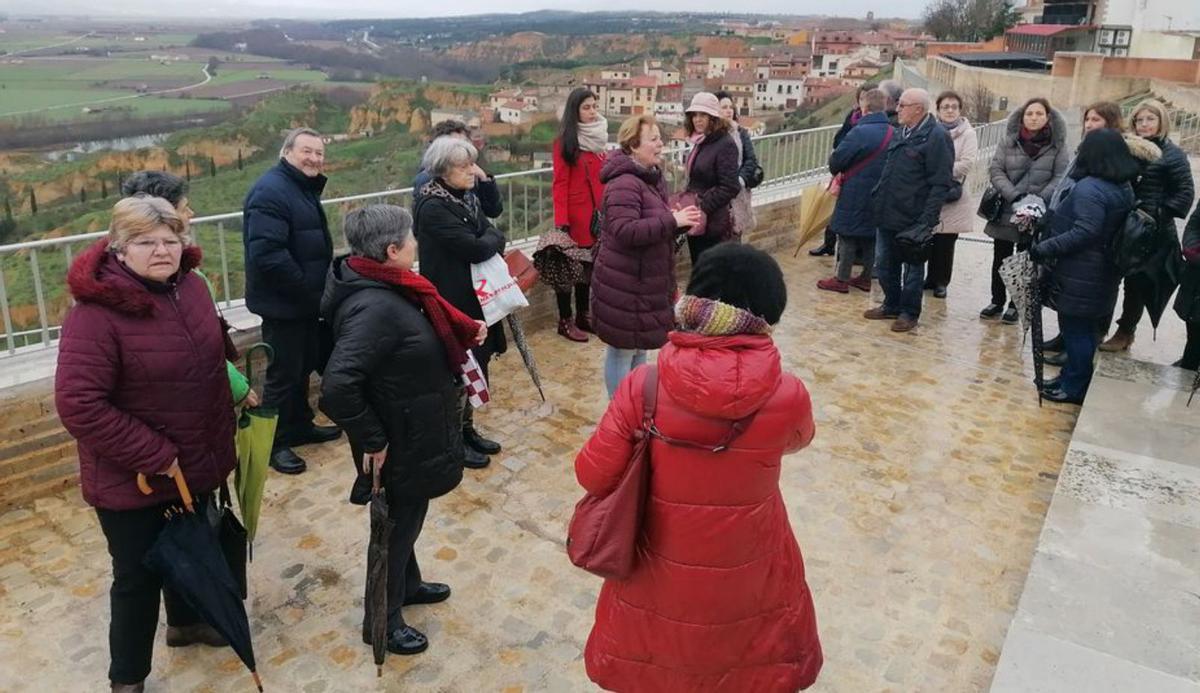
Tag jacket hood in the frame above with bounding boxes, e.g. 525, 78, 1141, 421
1123, 134, 1162, 164
858, 111, 890, 126
599, 149, 664, 185
658, 332, 782, 420
1006, 106, 1067, 148
67, 239, 202, 317
320, 254, 390, 321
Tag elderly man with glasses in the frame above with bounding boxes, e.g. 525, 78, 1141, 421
863, 88, 955, 333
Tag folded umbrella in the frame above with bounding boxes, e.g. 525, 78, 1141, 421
363, 459, 393, 678
505, 313, 546, 402
235, 343, 277, 559
138, 471, 263, 691
793, 183, 837, 257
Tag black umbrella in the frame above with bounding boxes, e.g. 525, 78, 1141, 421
363, 459, 393, 677
138, 471, 263, 691
1030, 263, 1047, 407
1188, 368, 1198, 407
505, 313, 546, 402
1133, 237, 1183, 333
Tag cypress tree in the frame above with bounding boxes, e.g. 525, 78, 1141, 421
28, 187, 37, 215
209, 157, 217, 178
185, 159, 192, 182
237, 149, 243, 170
80, 186, 87, 204
100, 178, 108, 199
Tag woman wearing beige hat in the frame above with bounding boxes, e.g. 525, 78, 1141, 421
680, 92, 741, 264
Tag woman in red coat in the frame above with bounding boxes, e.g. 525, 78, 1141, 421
550, 87, 608, 342
55, 196, 239, 692
575, 244, 823, 692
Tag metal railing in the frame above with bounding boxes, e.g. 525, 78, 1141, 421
0, 120, 1007, 357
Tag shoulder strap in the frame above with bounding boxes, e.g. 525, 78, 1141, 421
643, 364, 760, 454
641, 365, 659, 426
843, 125, 894, 182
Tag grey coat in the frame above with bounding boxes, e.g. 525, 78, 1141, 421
983, 107, 1071, 243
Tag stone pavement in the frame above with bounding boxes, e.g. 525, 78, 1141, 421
990, 356, 1200, 693
0, 239, 1181, 692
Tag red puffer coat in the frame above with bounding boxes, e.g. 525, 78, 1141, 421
552, 138, 606, 248
55, 240, 238, 511
575, 331, 822, 692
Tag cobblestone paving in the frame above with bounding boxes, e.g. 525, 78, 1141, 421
0, 241, 1094, 692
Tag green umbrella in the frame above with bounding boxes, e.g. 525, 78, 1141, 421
235, 343, 277, 559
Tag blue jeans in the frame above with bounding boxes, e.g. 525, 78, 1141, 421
875, 228, 925, 319
1058, 314, 1098, 399
604, 346, 647, 399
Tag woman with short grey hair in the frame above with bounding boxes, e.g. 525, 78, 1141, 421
413, 136, 508, 469
320, 203, 486, 659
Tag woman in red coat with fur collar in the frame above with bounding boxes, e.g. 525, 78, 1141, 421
575, 244, 823, 692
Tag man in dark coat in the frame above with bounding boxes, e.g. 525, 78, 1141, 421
411, 119, 503, 218
242, 127, 341, 475
865, 88, 954, 333
1172, 200, 1200, 371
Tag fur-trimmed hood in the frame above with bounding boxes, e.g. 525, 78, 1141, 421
1123, 133, 1162, 164
1006, 105, 1068, 149
66, 239, 203, 317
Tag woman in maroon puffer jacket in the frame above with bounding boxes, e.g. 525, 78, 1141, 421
592, 115, 701, 398
54, 196, 238, 692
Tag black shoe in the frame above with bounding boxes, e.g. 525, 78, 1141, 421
1001, 305, 1019, 324
463, 426, 501, 455
269, 448, 307, 475
386, 626, 429, 655
933, 286, 947, 299
292, 425, 342, 446
1044, 351, 1068, 367
1044, 334, 1065, 353
808, 245, 834, 257
1041, 386, 1084, 405
980, 303, 1004, 320
166, 624, 228, 648
404, 582, 451, 606
463, 446, 490, 469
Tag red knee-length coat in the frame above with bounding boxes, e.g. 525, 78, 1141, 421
575, 331, 822, 692
552, 138, 606, 248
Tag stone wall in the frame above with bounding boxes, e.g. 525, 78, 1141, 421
0, 192, 809, 510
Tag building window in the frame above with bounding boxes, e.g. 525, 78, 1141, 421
1116, 30, 1130, 46
1115, 47, 1128, 56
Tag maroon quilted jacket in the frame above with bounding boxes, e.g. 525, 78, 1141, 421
55, 240, 237, 511
591, 150, 679, 350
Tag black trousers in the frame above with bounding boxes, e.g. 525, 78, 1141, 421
555, 284, 591, 321
687, 234, 722, 266
1182, 322, 1200, 370
991, 239, 1016, 306
925, 234, 959, 288
1114, 276, 1149, 335
96, 500, 209, 685
261, 317, 322, 446
382, 500, 428, 633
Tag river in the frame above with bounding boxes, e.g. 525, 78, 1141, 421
40, 133, 172, 162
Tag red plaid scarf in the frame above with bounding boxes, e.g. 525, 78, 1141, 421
346, 255, 479, 371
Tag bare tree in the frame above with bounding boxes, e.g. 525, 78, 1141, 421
923, 0, 1019, 42
965, 83, 996, 124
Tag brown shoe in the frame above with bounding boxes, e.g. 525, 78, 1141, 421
557, 318, 589, 343
890, 317, 918, 332
1098, 330, 1133, 352
849, 275, 872, 292
863, 306, 899, 320
166, 623, 228, 648
111, 683, 145, 692
816, 277, 850, 293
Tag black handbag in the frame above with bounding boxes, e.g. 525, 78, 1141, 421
744, 163, 765, 190
945, 179, 964, 203
977, 186, 1003, 221
210, 481, 248, 599
895, 224, 935, 264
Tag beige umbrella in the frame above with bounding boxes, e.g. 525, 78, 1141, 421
792, 183, 838, 257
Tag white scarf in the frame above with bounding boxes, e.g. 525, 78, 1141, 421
577, 116, 609, 154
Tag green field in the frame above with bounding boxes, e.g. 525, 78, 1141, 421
0, 57, 326, 123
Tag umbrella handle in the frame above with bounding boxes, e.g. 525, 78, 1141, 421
242, 343, 275, 402
135, 469, 195, 514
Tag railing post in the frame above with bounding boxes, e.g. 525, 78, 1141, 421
30, 249, 49, 347
0, 267, 14, 355
216, 221, 232, 307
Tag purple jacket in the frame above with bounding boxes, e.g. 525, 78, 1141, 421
55, 241, 237, 511
591, 150, 679, 350
685, 130, 741, 240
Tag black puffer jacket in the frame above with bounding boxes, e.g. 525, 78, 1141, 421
318, 256, 464, 504
1035, 176, 1135, 318
1174, 201, 1200, 324
685, 130, 741, 240
1134, 136, 1195, 223
735, 127, 760, 188
242, 160, 333, 320
869, 113, 954, 233
414, 179, 508, 355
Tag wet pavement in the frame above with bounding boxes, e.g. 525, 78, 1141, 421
0, 238, 1185, 692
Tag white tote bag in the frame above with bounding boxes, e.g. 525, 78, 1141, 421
471, 253, 529, 326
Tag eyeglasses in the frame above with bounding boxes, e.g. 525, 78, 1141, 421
127, 238, 184, 252
897, 102, 920, 110
1133, 116, 1159, 124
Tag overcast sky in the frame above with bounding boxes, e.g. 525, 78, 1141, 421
11, 0, 930, 21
